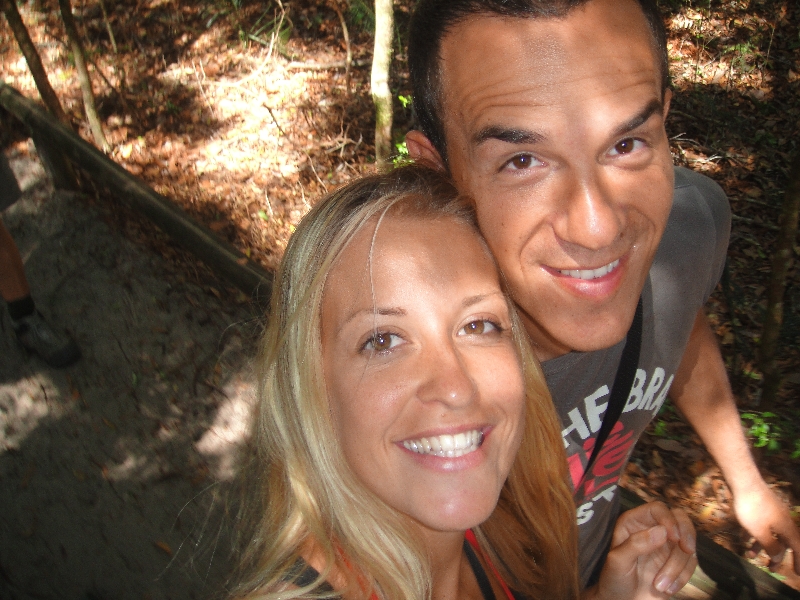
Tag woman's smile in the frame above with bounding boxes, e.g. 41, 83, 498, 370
401, 428, 485, 458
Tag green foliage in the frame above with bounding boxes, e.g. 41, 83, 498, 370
202, 4, 230, 29
397, 94, 412, 109
242, 8, 292, 48
741, 410, 800, 457
391, 140, 412, 167
648, 402, 677, 438
349, 0, 375, 35
742, 411, 781, 451
726, 41, 758, 73
652, 420, 669, 437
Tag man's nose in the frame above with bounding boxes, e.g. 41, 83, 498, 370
416, 343, 476, 408
554, 169, 623, 251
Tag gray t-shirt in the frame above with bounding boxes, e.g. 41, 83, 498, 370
542, 166, 731, 585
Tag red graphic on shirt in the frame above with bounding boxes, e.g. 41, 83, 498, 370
567, 421, 635, 499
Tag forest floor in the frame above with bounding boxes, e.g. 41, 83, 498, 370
1, 0, 800, 594
0, 150, 255, 599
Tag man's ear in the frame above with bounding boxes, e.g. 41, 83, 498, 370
662, 88, 673, 120
405, 130, 446, 171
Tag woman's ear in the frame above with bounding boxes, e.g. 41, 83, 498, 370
405, 130, 446, 171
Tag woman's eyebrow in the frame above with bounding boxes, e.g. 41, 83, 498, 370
462, 292, 504, 308
339, 307, 407, 332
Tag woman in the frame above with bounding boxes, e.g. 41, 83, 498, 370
230, 165, 695, 599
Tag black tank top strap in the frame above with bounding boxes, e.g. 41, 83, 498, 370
288, 541, 520, 600
463, 537, 497, 600
286, 557, 336, 593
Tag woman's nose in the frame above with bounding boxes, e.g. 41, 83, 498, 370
416, 344, 477, 408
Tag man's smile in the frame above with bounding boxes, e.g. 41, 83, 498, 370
555, 259, 621, 281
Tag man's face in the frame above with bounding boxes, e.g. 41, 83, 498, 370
412, 0, 674, 360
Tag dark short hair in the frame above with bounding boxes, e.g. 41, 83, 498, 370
408, 0, 670, 165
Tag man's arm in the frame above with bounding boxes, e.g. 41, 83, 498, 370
670, 307, 800, 572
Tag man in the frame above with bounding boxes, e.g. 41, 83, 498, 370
404, 0, 800, 589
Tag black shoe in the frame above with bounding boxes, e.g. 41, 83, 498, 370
13, 311, 81, 368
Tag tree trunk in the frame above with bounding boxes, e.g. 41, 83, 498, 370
759, 152, 800, 408
58, 0, 109, 151
371, 0, 393, 170
0, 0, 70, 125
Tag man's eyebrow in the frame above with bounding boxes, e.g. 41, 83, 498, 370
612, 99, 664, 138
473, 126, 545, 146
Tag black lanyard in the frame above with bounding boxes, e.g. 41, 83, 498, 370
580, 296, 644, 484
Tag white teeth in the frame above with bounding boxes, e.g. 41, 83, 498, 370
403, 430, 484, 458
558, 259, 619, 280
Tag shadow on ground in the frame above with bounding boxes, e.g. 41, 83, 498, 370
0, 152, 261, 600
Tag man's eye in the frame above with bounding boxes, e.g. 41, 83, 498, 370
363, 332, 402, 353
459, 320, 500, 336
504, 154, 541, 170
609, 138, 644, 156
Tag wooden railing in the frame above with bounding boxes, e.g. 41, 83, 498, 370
0, 82, 272, 304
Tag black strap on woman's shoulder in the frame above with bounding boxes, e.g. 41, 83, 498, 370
464, 537, 497, 600
581, 296, 644, 482
286, 557, 335, 593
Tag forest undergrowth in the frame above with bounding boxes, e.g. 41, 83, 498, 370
1, 0, 799, 587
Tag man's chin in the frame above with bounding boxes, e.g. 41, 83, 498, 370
524, 313, 633, 360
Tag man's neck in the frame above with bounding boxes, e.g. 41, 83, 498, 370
521, 313, 573, 362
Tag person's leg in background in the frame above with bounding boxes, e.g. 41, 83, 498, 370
0, 154, 80, 368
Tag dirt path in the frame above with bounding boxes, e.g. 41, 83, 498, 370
0, 150, 259, 600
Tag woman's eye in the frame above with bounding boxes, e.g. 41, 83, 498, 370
459, 320, 500, 336
504, 154, 542, 171
609, 138, 645, 156
363, 332, 402, 353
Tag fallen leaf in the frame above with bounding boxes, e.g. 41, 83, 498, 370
154, 541, 172, 556
655, 439, 684, 453
652, 449, 663, 468
689, 460, 706, 477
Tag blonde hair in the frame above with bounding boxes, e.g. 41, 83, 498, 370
230, 165, 579, 599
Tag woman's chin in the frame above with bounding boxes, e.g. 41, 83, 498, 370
407, 496, 499, 537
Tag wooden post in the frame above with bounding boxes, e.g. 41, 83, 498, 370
58, 0, 109, 151
30, 129, 78, 191
0, 0, 70, 125
371, 0, 394, 169
759, 152, 800, 408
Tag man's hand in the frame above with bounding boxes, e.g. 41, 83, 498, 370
671, 309, 800, 576
734, 481, 800, 572
583, 502, 697, 600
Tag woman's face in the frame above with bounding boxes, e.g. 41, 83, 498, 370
321, 213, 525, 536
